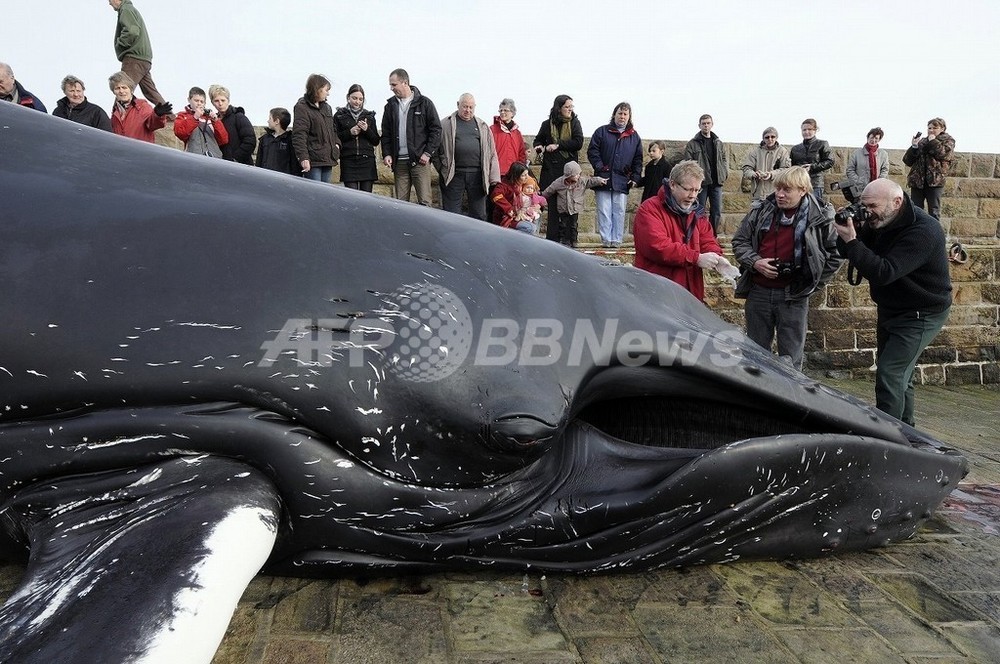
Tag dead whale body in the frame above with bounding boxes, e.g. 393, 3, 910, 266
0, 104, 967, 662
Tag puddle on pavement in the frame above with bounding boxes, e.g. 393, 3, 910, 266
940, 484, 1000, 535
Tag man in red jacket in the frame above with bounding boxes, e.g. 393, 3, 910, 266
633, 160, 725, 303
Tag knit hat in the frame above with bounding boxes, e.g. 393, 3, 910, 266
563, 161, 582, 177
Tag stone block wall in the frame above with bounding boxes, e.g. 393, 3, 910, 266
154, 126, 1000, 385
568, 138, 1000, 386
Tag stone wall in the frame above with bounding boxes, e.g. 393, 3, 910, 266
154, 126, 1000, 385
555, 138, 1000, 386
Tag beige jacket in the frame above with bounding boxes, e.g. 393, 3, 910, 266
542, 175, 606, 215
741, 143, 791, 200
437, 112, 500, 190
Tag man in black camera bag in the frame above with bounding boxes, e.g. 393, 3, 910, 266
833, 179, 952, 426
732, 166, 842, 370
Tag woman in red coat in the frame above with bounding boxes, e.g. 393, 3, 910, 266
490, 162, 536, 233
633, 160, 724, 302
489, 98, 527, 178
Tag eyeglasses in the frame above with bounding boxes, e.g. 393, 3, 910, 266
763, 135, 777, 139
498, 109, 513, 114
672, 182, 702, 195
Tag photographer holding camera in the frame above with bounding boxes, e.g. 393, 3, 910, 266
173, 86, 228, 158
732, 166, 842, 370
833, 178, 952, 426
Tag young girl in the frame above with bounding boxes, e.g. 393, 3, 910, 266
640, 140, 672, 202
517, 176, 547, 227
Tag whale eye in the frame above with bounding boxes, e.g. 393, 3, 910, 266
488, 415, 557, 453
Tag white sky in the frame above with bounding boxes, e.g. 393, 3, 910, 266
6, 0, 1000, 153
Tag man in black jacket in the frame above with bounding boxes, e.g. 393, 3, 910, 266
834, 179, 952, 426
53, 75, 112, 131
380, 69, 441, 206
682, 114, 728, 233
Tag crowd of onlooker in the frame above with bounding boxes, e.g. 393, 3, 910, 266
0, 0, 962, 429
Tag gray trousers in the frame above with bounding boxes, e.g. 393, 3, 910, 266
744, 285, 810, 370
393, 160, 433, 206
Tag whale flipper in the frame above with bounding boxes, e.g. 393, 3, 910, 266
0, 457, 280, 664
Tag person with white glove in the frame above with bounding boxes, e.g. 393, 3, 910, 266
633, 160, 724, 303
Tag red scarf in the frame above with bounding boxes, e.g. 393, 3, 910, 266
865, 143, 879, 183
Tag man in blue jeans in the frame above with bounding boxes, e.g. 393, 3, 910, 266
834, 179, 952, 426
683, 114, 728, 233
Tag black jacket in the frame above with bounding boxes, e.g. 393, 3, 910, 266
219, 106, 257, 165
255, 129, 299, 175
53, 97, 112, 132
334, 106, 380, 182
837, 194, 952, 315
790, 138, 834, 189
532, 114, 584, 189
380, 86, 441, 164
640, 157, 673, 201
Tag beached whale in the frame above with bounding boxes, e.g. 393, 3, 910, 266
0, 103, 967, 662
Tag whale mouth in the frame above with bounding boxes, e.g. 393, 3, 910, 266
577, 395, 810, 451
568, 365, 911, 454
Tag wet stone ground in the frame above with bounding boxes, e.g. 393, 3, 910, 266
1, 382, 998, 663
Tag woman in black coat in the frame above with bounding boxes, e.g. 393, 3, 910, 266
333, 84, 380, 192
533, 95, 583, 241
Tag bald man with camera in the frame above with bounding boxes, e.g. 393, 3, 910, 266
834, 179, 952, 426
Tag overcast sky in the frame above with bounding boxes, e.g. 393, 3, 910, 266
6, 0, 1000, 153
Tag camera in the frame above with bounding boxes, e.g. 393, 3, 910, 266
773, 261, 798, 278
835, 202, 869, 226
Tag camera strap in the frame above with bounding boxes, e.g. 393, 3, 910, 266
847, 263, 863, 286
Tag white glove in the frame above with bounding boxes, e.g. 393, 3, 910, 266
696, 252, 722, 269
713, 259, 741, 286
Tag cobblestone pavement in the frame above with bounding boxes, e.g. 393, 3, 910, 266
2, 382, 997, 663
